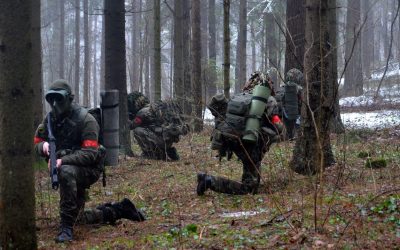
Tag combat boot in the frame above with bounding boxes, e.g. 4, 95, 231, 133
55, 225, 73, 243
166, 147, 180, 161
112, 198, 146, 222
197, 173, 212, 196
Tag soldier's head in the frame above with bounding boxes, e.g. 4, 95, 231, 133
243, 71, 275, 95
45, 79, 74, 117
285, 68, 304, 85
128, 91, 149, 119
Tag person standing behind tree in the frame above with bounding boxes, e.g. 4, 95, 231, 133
34, 80, 145, 243
282, 68, 303, 140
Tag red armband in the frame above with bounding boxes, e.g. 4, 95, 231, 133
81, 140, 99, 148
133, 116, 143, 125
34, 136, 44, 144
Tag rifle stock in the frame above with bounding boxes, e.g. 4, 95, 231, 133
47, 114, 59, 190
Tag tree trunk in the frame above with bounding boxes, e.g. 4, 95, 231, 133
93, 11, 99, 107
234, 0, 247, 93
208, 0, 217, 100
104, 0, 133, 156
284, 0, 305, 73
0, 0, 37, 247
362, 0, 374, 79
290, 0, 336, 175
131, 0, 140, 92
174, 0, 184, 107
182, 0, 192, 114
343, 0, 363, 97
200, 0, 208, 104
265, 13, 277, 86
191, 0, 203, 132
74, 0, 80, 102
32, 0, 43, 127
59, 0, 65, 79
250, 21, 256, 72
83, 0, 90, 106
153, 0, 161, 100
223, 0, 230, 99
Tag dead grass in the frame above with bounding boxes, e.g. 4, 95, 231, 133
35, 125, 400, 249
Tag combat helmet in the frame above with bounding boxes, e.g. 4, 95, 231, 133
243, 71, 273, 92
285, 68, 304, 85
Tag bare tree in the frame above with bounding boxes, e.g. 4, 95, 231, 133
207, 0, 217, 100
343, 0, 363, 97
174, 0, 184, 107
191, 0, 203, 132
0, 0, 37, 247
284, 0, 305, 73
131, 0, 141, 92
32, 0, 43, 127
290, 0, 336, 175
104, 0, 134, 156
59, 0, 65, 79
223, 0, 231, 98
74, 0, 80, 102
83, 0, 90, 106
153, 0, 161, 100
234, 0, 247, 93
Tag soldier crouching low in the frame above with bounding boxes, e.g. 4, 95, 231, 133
197, 72, 283, 195
34, 80, 145, 243
128, 91, 188, 161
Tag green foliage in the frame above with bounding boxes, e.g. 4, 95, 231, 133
370, 196, 400, 226
357, 151, 370, 158
365, 157, 387, 169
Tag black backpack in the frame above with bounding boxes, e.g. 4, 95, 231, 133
283, 82, 300, 120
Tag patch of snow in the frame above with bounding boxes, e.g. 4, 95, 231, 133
339, 96, 374, 107
220, 210, 264, 218
341, 110, 400, 129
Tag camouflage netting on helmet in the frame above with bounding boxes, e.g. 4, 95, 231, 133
127, 91, 150, 120
285, 68, 304, 85
242, 71, 274, 94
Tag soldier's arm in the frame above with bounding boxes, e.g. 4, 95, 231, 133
61, 114, 100, 166
34, 116, 49, 157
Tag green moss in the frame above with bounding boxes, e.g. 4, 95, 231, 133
365, 158, 387, 169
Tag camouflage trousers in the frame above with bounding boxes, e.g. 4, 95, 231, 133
133, 127, 174, 160
58, 165, 106, 227
209, 136, 269, 195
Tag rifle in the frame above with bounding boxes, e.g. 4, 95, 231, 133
47, 114, 59, 190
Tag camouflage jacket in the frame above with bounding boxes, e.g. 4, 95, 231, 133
34, 103, 102, 168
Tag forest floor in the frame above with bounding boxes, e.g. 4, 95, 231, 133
34, 125, 400, 249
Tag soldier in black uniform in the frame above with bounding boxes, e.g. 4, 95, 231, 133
197, 72, 283, 195
34, 80, 145, 243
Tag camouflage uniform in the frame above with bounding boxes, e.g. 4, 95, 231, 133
199, 72, 283, 195
130, 98, 186, 161
282, 68, 303, 140
35, 80, 144, 243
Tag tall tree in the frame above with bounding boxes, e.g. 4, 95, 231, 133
0, 0, 37, 247
191, 0, 203, 131
153, 0, 161, 100
32, 0, 43, 128
361, 0, 374, 79
74, 0, 80, 102
83, 0, 90, 106
59, 0, 65, 79
104, 0, 133, 156
343, 0, 363, 96
182, 0, 192, 114
265, 13, 277, 86
174, 0, 184, 107
290, 0, 336, 175
208, 0, 217, 100
223, 0, 231, 98
234, 0, 247, 93
131, 0, 141, 91
284, 0, 305, 73
93, 7, 99, 107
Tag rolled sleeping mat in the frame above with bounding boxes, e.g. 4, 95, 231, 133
101, 90, 119, 166
242, 85, 271, 143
